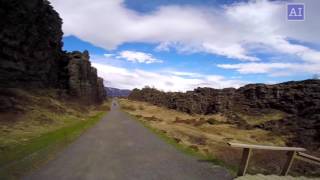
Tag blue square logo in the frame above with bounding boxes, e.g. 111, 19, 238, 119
287, 4, 305, 21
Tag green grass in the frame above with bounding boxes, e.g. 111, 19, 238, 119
126, 113, 238, 176
0, 111, 106, 179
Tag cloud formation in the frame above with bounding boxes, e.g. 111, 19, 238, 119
50, 0, 320, 81
116, 50, 162, 64
218, 62, 320, 77
50, 0, 320, 62
92, 63, 246, 91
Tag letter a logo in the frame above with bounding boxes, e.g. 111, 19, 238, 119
289, 8, 297, 16
287, 4, 305, 21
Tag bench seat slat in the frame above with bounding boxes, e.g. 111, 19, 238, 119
228, 142, 306, 152
296, 152, 320, 165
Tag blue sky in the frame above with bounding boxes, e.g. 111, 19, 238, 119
124, 0, 241, 12
52, 0, 320, 91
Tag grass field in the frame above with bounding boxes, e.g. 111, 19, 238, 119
0, 89, 110, 179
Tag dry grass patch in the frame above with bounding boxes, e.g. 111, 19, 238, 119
236, 111, 287, 125
119, 99, 227, 123
119, 99, 308, 176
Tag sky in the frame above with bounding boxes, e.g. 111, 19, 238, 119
49, 0, 320, 91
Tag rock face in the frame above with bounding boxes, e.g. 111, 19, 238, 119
67, 51, 106, 104
97, 78, 106, 102
0, 0, 106, 104
129, 80, 320, 116
237, 80, 320, 149
129, 80, 320, 149
235, 80, 320, 115
129, 87, 237, 114
0, 0, 64, 88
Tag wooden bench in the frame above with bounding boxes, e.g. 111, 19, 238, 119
296, 152, 320, 166
228, 142, 320, 176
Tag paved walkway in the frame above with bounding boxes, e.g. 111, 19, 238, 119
24, 100, 232, 180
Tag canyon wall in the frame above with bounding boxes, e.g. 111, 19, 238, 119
129, 80, 320, 117
129, 80, 320, 149
0, 0, 106, 104
0, 0, 64, 88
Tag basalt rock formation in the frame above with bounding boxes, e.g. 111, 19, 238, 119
67, 51, 106, 104
0, 0, 64, 88
129, 80, 320, 149
129, 87, 236, 114
129, 80, 320, 117
0, 0, 106, 105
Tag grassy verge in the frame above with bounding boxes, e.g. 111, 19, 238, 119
0, 89, 110, 179
0, 111, 106, 179
126, 112, 237, 176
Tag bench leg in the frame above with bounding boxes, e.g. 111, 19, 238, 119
281, 151, 296, 176
237, 148, 252, 176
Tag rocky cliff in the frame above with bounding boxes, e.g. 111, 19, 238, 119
129, 80, 320, 116
0, 0, 64, 88
129, 80, 320, 149
0, 0, 106, 104
67, 51, 106, 104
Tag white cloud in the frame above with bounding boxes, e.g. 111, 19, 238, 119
49, 0, 320, 77
222, 0, 320, 63
92, 63, 246, 91
117, 50, 162, 64
218, 63, 293, 74
103, 53, 114, 58
218, 62, 320, 76
50, 0, 320, 62
168, 71, 202, 77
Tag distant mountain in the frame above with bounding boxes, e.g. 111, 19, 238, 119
105, 87, 131, 97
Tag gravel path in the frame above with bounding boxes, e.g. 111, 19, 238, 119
24, 100, 232, 180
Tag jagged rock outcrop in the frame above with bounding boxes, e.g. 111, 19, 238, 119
129, 80, 320, 149
129, 87, 237, 114
0, 0, 64, 88
236, 80, 320, 149
0, 0, 106, 104
129, 80, 320, 116
97, 78, 106, 102
235, 80, 320, 116
67, 51, 106, 104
